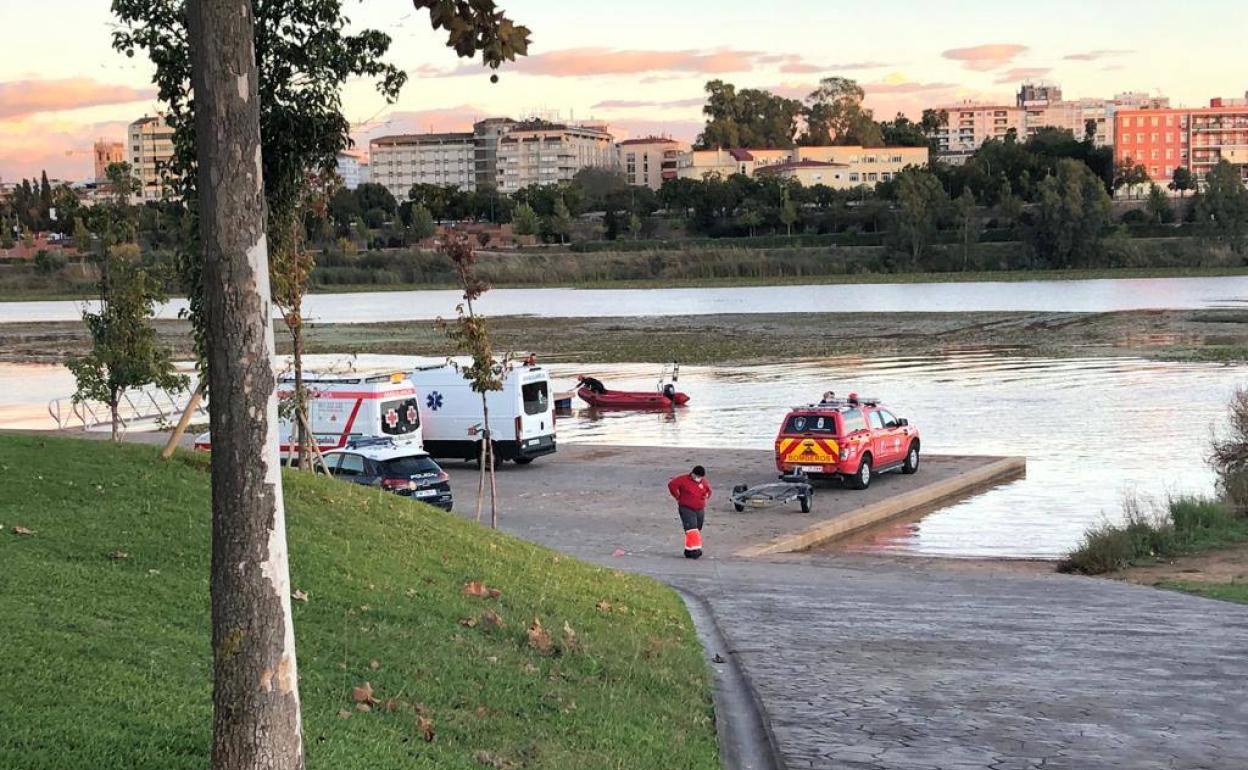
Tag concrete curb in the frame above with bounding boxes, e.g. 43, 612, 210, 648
735, 456, 1026, 558
678, 588, 785, 770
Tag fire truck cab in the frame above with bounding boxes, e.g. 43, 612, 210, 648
774, 395, 920, 490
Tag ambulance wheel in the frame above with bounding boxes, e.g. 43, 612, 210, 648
513, 457, 534, 465
799, 492, 812, 513
901, 442, 920, 474
847, 455, 872, 490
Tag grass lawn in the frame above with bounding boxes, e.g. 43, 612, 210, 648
0, 434, 717, 770
1158, 581, 1248, 604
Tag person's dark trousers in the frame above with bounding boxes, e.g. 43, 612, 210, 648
677, 505, 704, 531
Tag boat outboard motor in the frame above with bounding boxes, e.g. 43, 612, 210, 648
663, 383, 677, 399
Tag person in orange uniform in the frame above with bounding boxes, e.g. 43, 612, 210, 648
668, 465, 712, 559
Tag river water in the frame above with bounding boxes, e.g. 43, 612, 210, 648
541, 357, 1245, 559
8, 353, 1244, 559
4, 274, 1247, 323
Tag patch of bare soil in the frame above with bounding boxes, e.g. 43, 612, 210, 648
1115, 541, 1248, 586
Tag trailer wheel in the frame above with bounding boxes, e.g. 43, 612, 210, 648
732, 484, 747, 512
799, 491, 812, 513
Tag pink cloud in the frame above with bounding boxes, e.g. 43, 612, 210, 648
449, 47, 764, 78
780, 59, 889, 74
0, 78, 155, 121
994, 67, 1051, 84
610, 119, 701, 144
942, 44, 1028, 71
0, 119, 131, 181
864, 80, 958, 94
591, 97, 704, 110
1064, 49, 1133, 61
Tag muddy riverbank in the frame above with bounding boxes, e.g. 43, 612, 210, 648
4, 308, 1246, 365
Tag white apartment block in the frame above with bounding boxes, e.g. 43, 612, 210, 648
127, 114, 176, 202
335, 152, 370, 190
369, 132, 476, 200
1019, 87, 1169, 147
676, 146, 928, 188
496, 120, 615, 193
930, 104, 1025, 163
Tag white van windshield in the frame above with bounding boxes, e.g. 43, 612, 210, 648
522, 381, 549, 416
380, 398, 420, 435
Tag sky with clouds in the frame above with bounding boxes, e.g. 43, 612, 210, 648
2, 0, 1246, 182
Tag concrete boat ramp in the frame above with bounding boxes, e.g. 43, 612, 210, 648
442, 444, 1024, 561
445, 444, 1248, 770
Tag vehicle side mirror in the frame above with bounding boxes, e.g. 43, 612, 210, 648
896, 418, 908, 427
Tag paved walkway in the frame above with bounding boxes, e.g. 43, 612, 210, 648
441, 447, 1248, 770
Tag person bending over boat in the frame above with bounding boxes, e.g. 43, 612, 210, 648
577, 374, 607, 394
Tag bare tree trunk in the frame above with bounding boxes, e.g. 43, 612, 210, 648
290, 311, 309, 472
110, 396, 120, 443
482, 397, 497, 529
187, 3, 304, 769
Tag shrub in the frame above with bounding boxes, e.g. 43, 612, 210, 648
1211, 387, 1248, 512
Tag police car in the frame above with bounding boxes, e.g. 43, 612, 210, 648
323, 438, 454, 510
774, 394, 920, 490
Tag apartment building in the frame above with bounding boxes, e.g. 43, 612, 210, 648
335, 152, 370, 190
496, 119, 615, 193
127, 115, 176, 202
617, 137, 690, 190
1018, 84, 1169, 146
369, 132, 476, 200
930, 103, 1025, 163
472, 117, 516, 190
1115, 97, 1248, 185
93, 140, 125, 183
677, 145, 928, 188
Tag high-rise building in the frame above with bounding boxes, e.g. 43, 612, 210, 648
93, 140, 125, 183
1115, 98, 1248, 185
928, 103, 1025, 163
1020, 89, 1169, 147
618, 137, 689, 190
473, 117, 516, 190
127, 115, 176, 202
369, 132, 477, 200
495, 119, 615, 193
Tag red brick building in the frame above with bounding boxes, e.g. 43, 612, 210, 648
1115, 99, 1248, 186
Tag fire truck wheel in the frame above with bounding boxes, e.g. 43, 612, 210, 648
847, 455, 872, 490
902, 442, 920, 474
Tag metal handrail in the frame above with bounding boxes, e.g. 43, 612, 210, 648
47, 384, 208, 432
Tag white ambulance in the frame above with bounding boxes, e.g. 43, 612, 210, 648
193, 370, 423, 460
409, 359, 556, 465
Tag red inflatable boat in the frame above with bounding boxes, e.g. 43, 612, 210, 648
577, 387, 690, 409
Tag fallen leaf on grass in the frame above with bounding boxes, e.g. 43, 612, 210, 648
595, 600, 611, 612
352, 681, 378, 705
561, 621, 580, 652
417, 715, 435, 742
12, 526, 34, 536
414, 702, 431, 716
355, 702, 371, 712
459, 616, 479, 628
475, 751, 515, 769
527, 618, 554, 655
291, 589, 309, 602
380, 698, 400, 713
107, 550, 129, 560
480, 609, 506, 630
337, 709, 352, 719
462, 580, 502, 599
369, 659, 380, 670
521, 662, 538, 674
